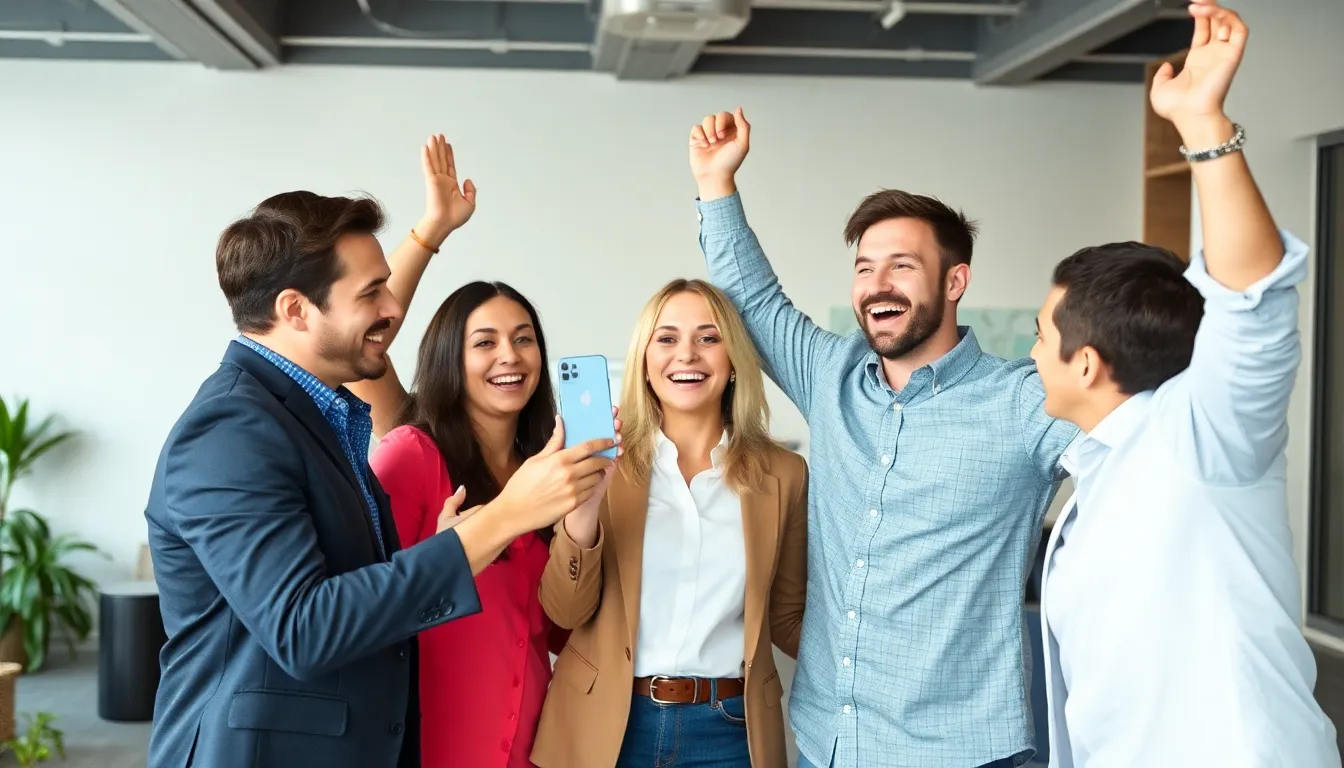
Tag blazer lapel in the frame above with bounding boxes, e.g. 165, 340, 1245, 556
741, 472, 780, 664
608, 470, 652, 649
225, 342, 382, 553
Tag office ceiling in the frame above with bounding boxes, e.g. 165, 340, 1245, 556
0, 0, 1192, 83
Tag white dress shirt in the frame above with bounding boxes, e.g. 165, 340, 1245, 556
633, 430, 747, 679
1041, 232, 1340, 768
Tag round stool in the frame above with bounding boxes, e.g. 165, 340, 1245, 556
97, 581, 166, 722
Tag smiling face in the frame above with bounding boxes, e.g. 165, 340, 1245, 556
310, 231, 402, 383
850, 217, 948, 361
461, 295, 542, 421
644, 291, 733, 418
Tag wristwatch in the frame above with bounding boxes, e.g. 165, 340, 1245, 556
1179, 122, 1246, 163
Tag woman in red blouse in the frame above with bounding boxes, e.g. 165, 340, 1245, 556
351, 135, 595, 768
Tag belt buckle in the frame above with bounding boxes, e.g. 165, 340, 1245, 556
648, 675, 675, 705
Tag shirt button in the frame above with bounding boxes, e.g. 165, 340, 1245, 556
390, 722, 404, 735
848, 610, 856, 620
880, 454, 890, 465
500, 739, 511, 752
512, 676, 520, 688
842, 657, 851, 667
509, 713, 517, 722
856, 559, 865, 568
869, 509, 877, 518
517, 639, 525, 648
892, 402, 902, 411
843, 705, 852, 714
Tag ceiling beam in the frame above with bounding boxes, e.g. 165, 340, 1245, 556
971, 0, 1180, 85
89, 0, 279, 69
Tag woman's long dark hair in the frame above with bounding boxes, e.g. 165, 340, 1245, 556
396, 281, 557, 544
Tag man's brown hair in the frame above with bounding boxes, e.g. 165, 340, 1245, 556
843, 189, 979, 270
216, 191, 385, 333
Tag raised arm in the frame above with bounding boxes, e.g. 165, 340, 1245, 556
349, 134, 477, 437
689, 109, 841, 417
538, 469, 613, 629
1151, 0, 1306, 484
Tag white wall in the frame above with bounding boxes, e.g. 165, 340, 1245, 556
0, 60, 1142, 583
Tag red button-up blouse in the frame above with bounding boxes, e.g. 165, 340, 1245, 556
370, 426, 567, 768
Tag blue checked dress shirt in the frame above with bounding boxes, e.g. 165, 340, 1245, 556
234, 336, 386, 559
696, 193, 1078, 767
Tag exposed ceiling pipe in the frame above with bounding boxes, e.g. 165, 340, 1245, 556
281, 34, 979, 62
701, 43, 974, 60
281, 35, 591, 53
0, 29, 153, 45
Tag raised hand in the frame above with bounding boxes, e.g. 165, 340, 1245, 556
416, 134, 477, 245
1150, 0, 1247, 129
689, 108, 750, 192
493, 416, 618, 532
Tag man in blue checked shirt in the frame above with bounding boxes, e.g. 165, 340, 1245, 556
686, 112, 1077, 767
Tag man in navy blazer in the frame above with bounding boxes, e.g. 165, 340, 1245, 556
145, 189, 615, 768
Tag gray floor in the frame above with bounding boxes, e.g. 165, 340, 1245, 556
7, 643, 1344, 767
8, 651, 148, 768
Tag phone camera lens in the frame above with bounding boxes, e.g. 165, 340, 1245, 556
561, 372, 570, 381
560, 362, 569, 371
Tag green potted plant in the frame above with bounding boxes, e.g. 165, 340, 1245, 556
2, 711, 65, 766
0, 396, 101, 671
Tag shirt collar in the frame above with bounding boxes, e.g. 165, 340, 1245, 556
655, 428, 730, 469
1059, 391, 1153, 478
234, 335, 370, 423
864, 325, 983, 397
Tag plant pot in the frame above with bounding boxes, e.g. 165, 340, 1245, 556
0, 617, 27, 671
0, 661, 20, 742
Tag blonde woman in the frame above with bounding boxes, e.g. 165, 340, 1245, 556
531, 279, 809, 768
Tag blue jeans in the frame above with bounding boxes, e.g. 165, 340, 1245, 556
798, 754, 1020, 768
616, 692, 752, 767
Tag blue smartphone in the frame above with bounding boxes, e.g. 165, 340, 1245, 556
556, 355, 618, 459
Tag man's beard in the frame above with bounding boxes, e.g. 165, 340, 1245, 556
857, 292, 944, 361
317, 318, 391, 383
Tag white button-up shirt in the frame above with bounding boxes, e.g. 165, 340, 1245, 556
633, 430, 747, 678
1040, 232, 1340, 768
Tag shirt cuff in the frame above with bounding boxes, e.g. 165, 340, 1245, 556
695, 191, 749, 237
1184, 229, 1309, 311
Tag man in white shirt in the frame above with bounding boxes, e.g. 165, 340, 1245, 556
1029, 2, 1341, 765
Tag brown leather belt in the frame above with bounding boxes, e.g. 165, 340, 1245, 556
634, 676, 745, 704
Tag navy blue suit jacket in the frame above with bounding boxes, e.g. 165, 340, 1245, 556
145, 342, 482, 768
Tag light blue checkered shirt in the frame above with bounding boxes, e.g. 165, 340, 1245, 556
697, 193, 1077, 767
234, 336, 386, 559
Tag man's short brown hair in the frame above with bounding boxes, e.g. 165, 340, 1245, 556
843, 189, 979, 270
216, 191, 385, 333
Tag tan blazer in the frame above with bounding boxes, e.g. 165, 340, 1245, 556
531, 445, 809, 768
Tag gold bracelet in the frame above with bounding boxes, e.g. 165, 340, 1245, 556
408, 228, 439, 254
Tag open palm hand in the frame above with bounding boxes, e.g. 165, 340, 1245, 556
421, 134, 476, 235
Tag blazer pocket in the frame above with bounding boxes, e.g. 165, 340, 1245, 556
553, 646, 599, 694
763, 672, 784, 708
227, 689, 349, 737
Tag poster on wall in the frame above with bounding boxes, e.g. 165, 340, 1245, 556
827, 306, 1038, 361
